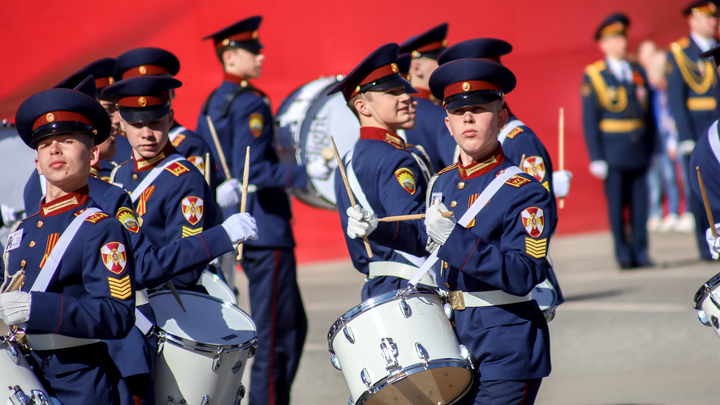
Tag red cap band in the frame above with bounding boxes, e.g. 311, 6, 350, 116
443, 80, 501, 99
121, 65, 171, 80
117, 94, 168, 108
33, 111, 93, 131
350, 63, 400, 97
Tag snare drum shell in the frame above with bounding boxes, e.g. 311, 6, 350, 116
0, 341, 50, 403
329, 290, 472, 405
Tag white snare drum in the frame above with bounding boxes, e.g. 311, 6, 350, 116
199, 269, 238, 305
0, 337, 51, 405
534, 278, 559, 322
328, 288, 473, 405
693, 272, 720, 338
150, 291, 257, 405
275, 76, 360, 209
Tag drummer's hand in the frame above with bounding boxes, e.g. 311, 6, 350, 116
0, 291, 31, 326
425, 203, 456, 253
705, 225, 720, 260
552, 170, 572, 198
346, 205, 378, 239
222, 213, 259, 246
307, 158, 332, 180
216, 179, 242, 208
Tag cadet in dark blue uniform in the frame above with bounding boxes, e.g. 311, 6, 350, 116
427, 58, 552, 404
194, 16, 325, 405
1, 81, 136, 404
581, 14, 655, 269
329, 43, 431, 301
668, 1, 719, 260
399, 23, 456, 172
688, 44, 720, 258
115, 47, 217, 185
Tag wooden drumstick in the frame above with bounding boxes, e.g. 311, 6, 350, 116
330, 136, 373, 258
559, 107, 565, 209
697, 167, 718, 239
519, 153, 526, 168
237, 146, 251, 261
207, 115, 244, 211
377, 212, 455, 222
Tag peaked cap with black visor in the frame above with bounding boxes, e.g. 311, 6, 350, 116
438, 38, 513, 65
327, 43, 417, 102
101, 76, 182, 123
114, 47, 180, 81
429, 58, 516, 110
399, 23, 449, 60
203, 16, 263, 54
16, 76, 111, 148
54, 58, 117, 101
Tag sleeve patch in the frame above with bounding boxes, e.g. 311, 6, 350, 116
525, 237, 547, 259
108, 275, 132, 300
170, 133, 186, 147
521, 207, 545, 237
249, 113, 264, 137
165, 162, 190, 177
505, 175, 531, 188
394, 168, 417, 195
506, 127, 524, 139
182, 226, 203, 238
181, 197, 204, 225
101, 242, 128, 274
187, 156, 205, 174
522, 156, 546, 182
85, 212, 109, 224
115, 207, 140, 234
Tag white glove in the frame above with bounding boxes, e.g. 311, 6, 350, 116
678, 140, 696, 155
216, 179, 242, 208
0, 291, 31, 326
307, 158, 331, 180
705, 224, 720, 260
1, 204, 19, 225
552, 170, 573, 198
588, 160, 608, 180
346, 205, 378, 239
425, 202, 456, 252
221, 213, 259, 245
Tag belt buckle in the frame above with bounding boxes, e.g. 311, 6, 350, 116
447, 291, 466, 311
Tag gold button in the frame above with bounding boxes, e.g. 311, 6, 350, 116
133, 174, 138, 181
20, 260, 26, 267
450, 201, 457, 208
445, 282, 450, 288
458, 182, 465, 190
443, 261, 449, 269
29, 241, 35, 248
37, 221, 43, 228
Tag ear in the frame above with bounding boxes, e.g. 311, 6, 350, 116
89, 145, 100, 167
119, 118, 128, 133
35, 156, 43, 176
354, 96, 372, 118
222, 49, 234, 67
410, 59, 424, 78
498, 106, 509, 129
167, 109, 175, 128
444, 115, 453, 137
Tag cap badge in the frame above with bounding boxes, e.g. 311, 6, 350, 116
222, 39, 230, 46
411, 50, 421, 58
355, 85, 361, 93
108, 77, 115, 84
252, 30, 258, 39
462, 82, 472, 92
139, 65, 147, 75
442, 39, 448, 47
46, 113, 55, 123
138, 97, 147, 107
391, 63, 399, 73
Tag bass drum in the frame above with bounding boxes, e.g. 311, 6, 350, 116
275, 76, 360, 210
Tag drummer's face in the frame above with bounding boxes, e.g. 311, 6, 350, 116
226, 48, 265, 79
121, 110, 174, 160
366, 87, 413, 130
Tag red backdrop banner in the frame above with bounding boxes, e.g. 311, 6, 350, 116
0, 0, 691, 263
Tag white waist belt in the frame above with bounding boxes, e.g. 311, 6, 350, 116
447, 290, 533, 310
135, 289, 149, 306
27, 334, 100, 351
368, 261, 438, 288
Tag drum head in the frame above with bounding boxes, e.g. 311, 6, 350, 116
149, 291, 256, 347
276, 76, 360, 209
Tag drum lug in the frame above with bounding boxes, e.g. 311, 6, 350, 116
443, 302, 454, 320
156, 334, 166, 356
234, 383, 246, 404
212, 347, 224, 371
11, 385, 32, 405
6, 343, 20, 365
31, 390, 51, 405
201, 395, 210, 405
360, 368, 372, 389
697, 309, 711, 326
459, 344, 474, 369
343, 326, 355, 344
330, 353, 342, 370
399, 299, 411, 318
380, 338, 400, 372
348, 396, 355, 405
415, 343, 429, 366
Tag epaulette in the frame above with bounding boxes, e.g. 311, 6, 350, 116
83, 211, 110, 224
670, 37, 690, 50
171, 134, 186, 147
437, 163, 458, 175
505, 174, 532, 188
506, 127, 524, 139
165, 161, 190, 177
585, 60, 606, 75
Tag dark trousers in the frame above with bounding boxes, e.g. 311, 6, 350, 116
457, 378, 543, 405
242, 246, 308, 405
604, 168, 650, 266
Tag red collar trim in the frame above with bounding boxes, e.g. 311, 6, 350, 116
224, 73, 249, 87
457, 145, 505, 179
134, 142, 176, 172
360, 127, 406, 149
41, 186, 90, 217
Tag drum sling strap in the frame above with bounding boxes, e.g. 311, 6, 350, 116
130, 154, 185, 203
201, 85, 269, 119
26, 208, 103, 350
408, 166, 522, 288
498, 119, 525, 145
343, 150, 432, 284
168, 126, 185, 144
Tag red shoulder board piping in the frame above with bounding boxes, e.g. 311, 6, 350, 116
505, 175, 531, 188
85, 212, 110, 223
171, 134, 186, 147
506, 127, 524, 139
165, 162, 190, 177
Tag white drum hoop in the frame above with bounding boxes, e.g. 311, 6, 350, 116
694, 272, 720, 328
